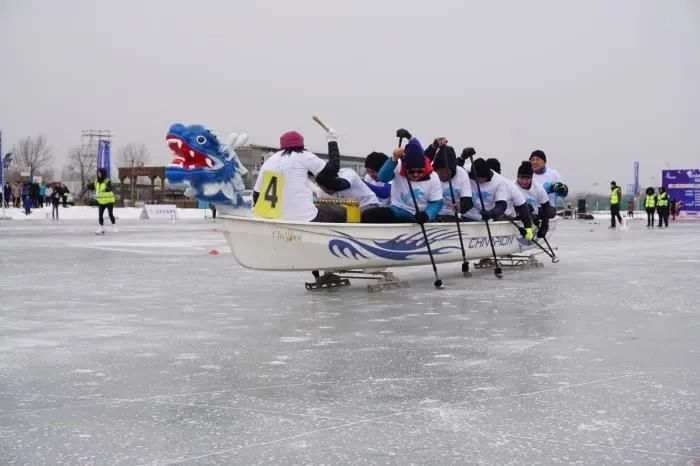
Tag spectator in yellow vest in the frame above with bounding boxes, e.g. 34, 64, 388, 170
644, 187, 656, 228
609, 181, 623, 229
86, 168, 117, 234
656, 187, 669, 228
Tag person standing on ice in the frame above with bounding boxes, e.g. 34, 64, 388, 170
50, 186, 60, 220
22, 195, 32, 215
609, 181, 623, 229
529, 150, 568, 217
252, 130, 346, 222
644, 187, 656, 227
87, 168, 117, 234
361, 137, 443, 224
38, 182, 45, 208
656, 187, 669, 228
2, 182, 10, 208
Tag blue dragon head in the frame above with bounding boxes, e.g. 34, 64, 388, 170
165, 123, 251, 209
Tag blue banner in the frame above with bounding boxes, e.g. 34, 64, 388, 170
96, 140, 111, 178
662, 169, 700, 220
633, 161, 639, 196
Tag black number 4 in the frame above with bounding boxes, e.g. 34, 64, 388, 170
264, 176, 279, 208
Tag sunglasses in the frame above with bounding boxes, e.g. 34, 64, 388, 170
407, 169, 425, 175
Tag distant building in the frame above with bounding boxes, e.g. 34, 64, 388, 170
235, 144, 366, 189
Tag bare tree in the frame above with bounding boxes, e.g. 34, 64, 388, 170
118, 143, 151, 168
11, 135, 53, 178
64, 146, 96, 189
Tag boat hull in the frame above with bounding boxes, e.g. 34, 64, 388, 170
219, 215, 555, 272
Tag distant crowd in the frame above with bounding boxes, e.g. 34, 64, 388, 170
2, 181, 71, 216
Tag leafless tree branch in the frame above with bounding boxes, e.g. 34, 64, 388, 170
11, 134, 53, 177
118, 143, 151, 168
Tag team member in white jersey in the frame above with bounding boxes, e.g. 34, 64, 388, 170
361, 137, 443, 224
362, 152, 391, 206
530, 150, 568, 216
317, 167, 381, 211
486, 158, 534, 236
431, 147, 473, 221
511, 161, 551, 238
253, 130, 346, 222
462, 158, 509, 222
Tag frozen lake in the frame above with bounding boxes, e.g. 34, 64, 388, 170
1, 218, 698, 465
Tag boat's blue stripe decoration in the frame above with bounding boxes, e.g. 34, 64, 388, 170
327, 229, 462, 261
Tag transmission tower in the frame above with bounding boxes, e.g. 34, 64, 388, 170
81, 129, 112, 168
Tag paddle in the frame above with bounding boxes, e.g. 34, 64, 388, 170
505, 217, 559, 263
434, 143, 470, 277
466, 149, 503, 279
312, 115, 330, 132
397, 129, 443, 289
542, 237, 559, 262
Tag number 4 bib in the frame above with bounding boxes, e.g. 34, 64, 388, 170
253, 171, 283, 218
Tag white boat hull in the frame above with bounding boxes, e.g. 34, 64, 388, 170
219, 215, 555, 272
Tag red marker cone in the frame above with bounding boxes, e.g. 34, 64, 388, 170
208, 249, 220, 255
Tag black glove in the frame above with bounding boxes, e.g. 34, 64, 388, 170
480, 210, 492, 221
396, 128, 412, 140
461, 147, 476, 159
537, 224, 548, 238
414, 211, 429, 225
551, 182, 568, 196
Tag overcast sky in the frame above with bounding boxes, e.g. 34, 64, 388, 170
1, 0, 698, 193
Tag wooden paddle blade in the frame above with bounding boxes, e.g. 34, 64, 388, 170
312, 115, 330, 132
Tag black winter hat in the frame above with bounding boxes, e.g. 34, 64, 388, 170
645, 187, 655, 195
486, 158, 501, 174
530, 150, 547, 163
432, 147, 457, 178
517, 161, 534, 178
471, 158, 490, 179
364, 152, 389, 171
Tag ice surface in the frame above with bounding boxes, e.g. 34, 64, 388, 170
1, 218, 699, 465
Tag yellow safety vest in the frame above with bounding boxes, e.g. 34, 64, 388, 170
644, 194, 656, 208
656, 192, 668, 207
95, 180, 115, 205
610, 187, 621, 205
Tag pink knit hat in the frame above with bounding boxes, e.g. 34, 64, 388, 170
280, 130, 304, 149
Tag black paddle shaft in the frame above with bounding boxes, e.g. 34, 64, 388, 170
506, 217, 560, 262
399, 136, 443, 288
469, 154, 502, 277
435, 147, 469, 268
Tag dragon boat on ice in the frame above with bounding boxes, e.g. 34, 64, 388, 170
163, 122, 558, 291
218, 214, 557, 291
